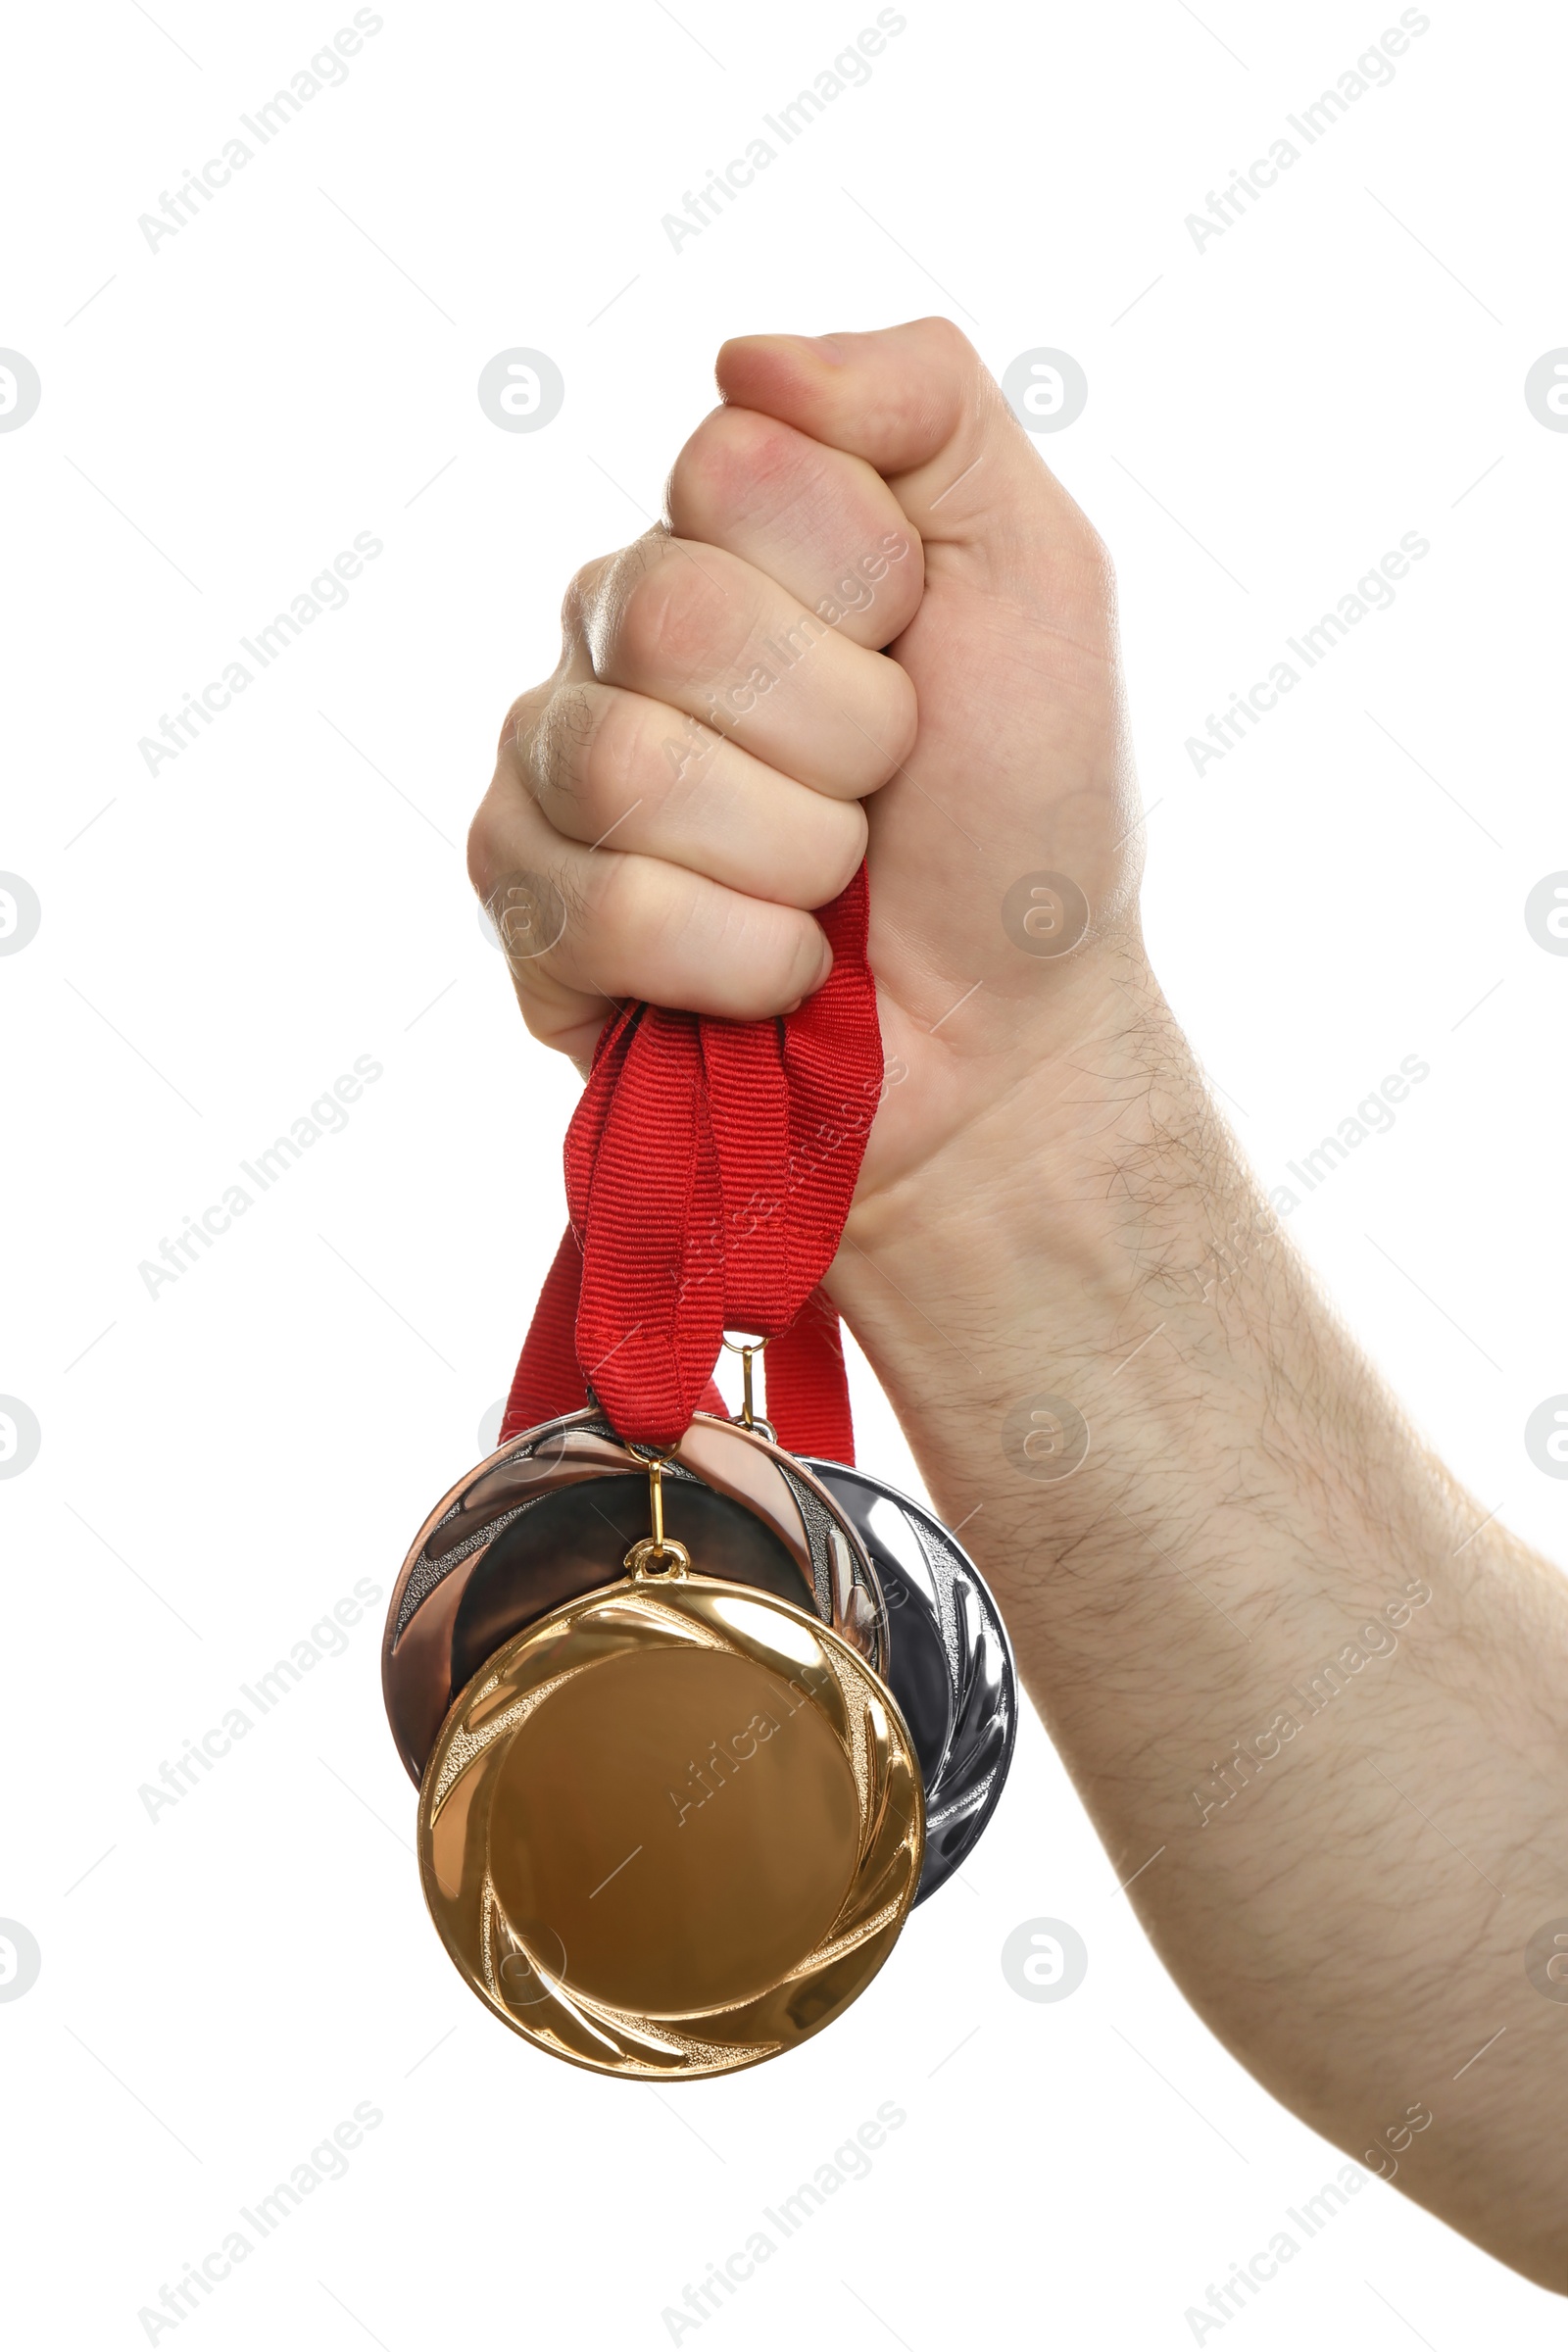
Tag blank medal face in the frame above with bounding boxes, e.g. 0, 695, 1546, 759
418, 1575, 924, 2078
487, 1644, 860, 2015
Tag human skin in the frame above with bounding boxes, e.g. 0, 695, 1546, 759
467, 318, 1568, 2291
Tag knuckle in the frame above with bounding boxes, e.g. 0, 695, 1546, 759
579, 689, 649, 809
466, 794, 504, 900
593, 851, 675, 959
563, 537, 666, 648
493, 680, 551, 767
533, 682, 604, 804
668, 406, 802, 533
921, 313, 980, 374
612, 556, 725, 683
488, 867, 572, 964
494, 691, 529, 760
561, 554, 612, 640
559, 687, 658, 829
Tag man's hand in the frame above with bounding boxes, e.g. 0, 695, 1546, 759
468, 318, 1140, 1200
469, 320, 1568, 2295
468, 337, 928, 1067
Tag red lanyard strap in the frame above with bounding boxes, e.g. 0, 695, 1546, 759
501, 865, 882, 1460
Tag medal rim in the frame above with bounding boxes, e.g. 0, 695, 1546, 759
802, 1455, 1019, 1904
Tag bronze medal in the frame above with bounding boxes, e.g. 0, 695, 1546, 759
383, 1405, 890, 1787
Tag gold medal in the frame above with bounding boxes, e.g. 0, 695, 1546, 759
415, 1447, 924, 2078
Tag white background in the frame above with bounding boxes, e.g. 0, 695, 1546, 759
3, 0, 1567, 2344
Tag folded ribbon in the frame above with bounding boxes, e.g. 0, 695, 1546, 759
501, 864, 882, 1461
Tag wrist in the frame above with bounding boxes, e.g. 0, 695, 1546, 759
842, 957, 1239, 1342
828, 967, 1470, 1658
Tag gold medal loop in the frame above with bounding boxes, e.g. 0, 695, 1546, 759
623, 1534, 692, 1580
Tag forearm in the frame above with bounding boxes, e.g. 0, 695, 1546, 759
832, 957, 1568, 2288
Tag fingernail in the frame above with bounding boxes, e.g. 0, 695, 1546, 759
799, 335, 846, 367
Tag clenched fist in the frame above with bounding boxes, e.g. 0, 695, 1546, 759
467, 317, 1140, 1216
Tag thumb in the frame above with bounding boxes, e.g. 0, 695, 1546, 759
714, 317, 1099, 588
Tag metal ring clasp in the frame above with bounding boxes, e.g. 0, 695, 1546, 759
624, 1441, 685, 1573
720, 1331, 770, 1432
624, 1534, 692, 1580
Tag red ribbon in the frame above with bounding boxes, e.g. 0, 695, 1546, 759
501, 865, 882, 1461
